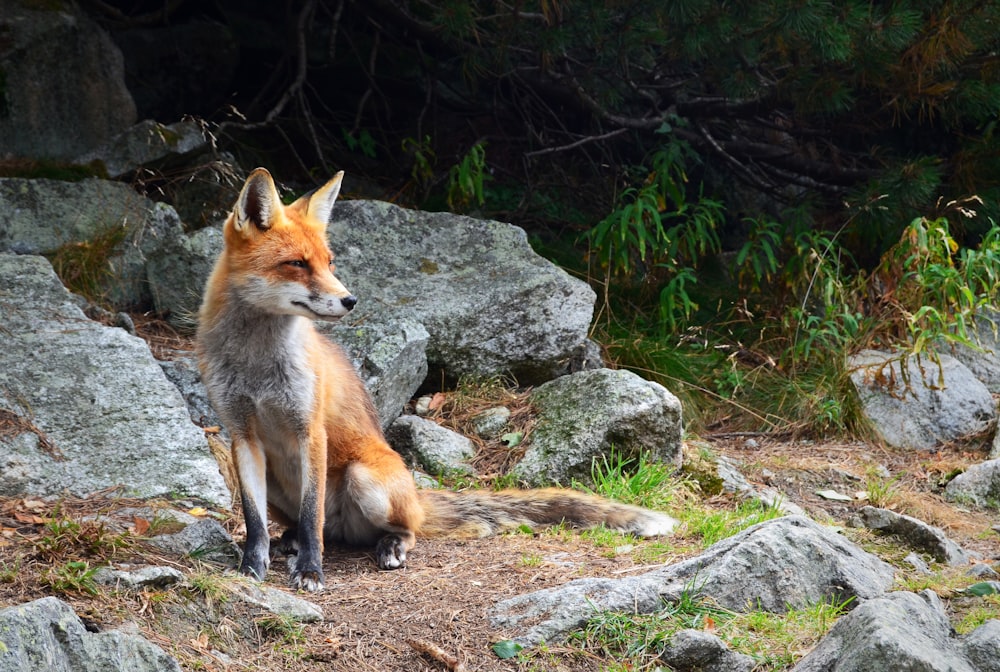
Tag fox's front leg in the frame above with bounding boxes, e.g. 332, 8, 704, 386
232, 435, 270, 581
289, 432, 327, 592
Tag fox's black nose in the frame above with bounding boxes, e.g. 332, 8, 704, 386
341, 295, 357, 311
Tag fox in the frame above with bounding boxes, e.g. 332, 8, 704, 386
196, 167, 678, 592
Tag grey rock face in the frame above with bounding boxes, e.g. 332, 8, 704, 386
93, 566, 185, 590
0, 254, 229, 506
512, 368, 682, 486
858, 505, 974, 565
0, 597, 181, 672
0, 5, 136, 160
660, 629, 755, 672
328, 200, 597, 382
386, 415, 475, 476
0, 178, 183, 309
792, 590, 975, 672
228, 582, 324, 623
849, 349, 995, 449
492, 516, 894, 645
148, 518, 240, 567
962, 619, 1000, 672
945, 459, 1000, 509
76, 119, 208, 178
146, 224, 223, 329
322, 319, 430, 430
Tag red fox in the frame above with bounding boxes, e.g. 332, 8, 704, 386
196, 168, 678, 592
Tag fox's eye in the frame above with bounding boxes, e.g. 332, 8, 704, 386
286, 260, 308, 269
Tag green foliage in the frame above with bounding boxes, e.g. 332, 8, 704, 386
342, 128, 377, 158
42, 560, 99, 596
588, 142, 723, 332
446, 142, 489, 212
578, 448, 683, 512
683, 499, 785, 549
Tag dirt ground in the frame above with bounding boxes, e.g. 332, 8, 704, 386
1, 433, 998, 672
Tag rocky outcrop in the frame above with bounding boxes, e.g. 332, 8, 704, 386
0, 597, 181, 672
0, 253, 229, 506
491, 515, 895, 646
0, 4, 136, 160
791, 590, 990, 672
328, 200, 597, 383
945, 459, 1000, 509
0, 178, 182, 309
857, 505, 976, 565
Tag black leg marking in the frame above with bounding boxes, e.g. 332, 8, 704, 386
289, 489, 324, 592
239, 491, 270, 581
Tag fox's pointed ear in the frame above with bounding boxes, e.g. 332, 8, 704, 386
234, 168, 282, 234
305, 171, 345, 226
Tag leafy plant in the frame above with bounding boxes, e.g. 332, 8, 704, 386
446, 142, 489, 212
42, 560, 99, 596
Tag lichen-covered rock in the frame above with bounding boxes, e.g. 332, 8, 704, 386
328, 200, 596, 383
792, 590, 975, 672
0, 254, 229, 506
944, 459, 1000, 509
492, 516, 894, 646
858, 505, 974, 565
512, 368, 682, 486
386, 415, 475, 476
0, 178, 183, 309
849, 349, 995, 449
0, 597, 181, 672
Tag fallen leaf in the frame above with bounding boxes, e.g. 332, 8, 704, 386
501, 431, 523, 448
13, 511, 49, 525
492, 640, 523, 659
428, 392, 447, 411
131, 517, 151, 536
188, 507, 208, 517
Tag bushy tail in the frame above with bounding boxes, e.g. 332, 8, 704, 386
417, 488, 677, 539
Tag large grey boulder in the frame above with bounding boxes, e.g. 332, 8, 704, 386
328, 200, 597, 382
0, 254, 229, 506
0, 597, 181, 672
0, 4, 136, 160
944, 459, 1000, 509
792, 590, 975, 672
949, 308, 1000, 394
849, 349, 995, 449
512, 368, 682, 486
660, 630, 755, 672
0, 178, 183, 309
492, 516, 895, 646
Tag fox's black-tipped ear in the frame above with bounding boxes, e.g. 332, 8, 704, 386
305, 171, 344, 227
235, 168, 282, 234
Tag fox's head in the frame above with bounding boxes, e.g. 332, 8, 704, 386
222, 168, 356, 321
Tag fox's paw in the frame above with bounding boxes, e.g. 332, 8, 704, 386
287, 554, 324, 592
239, 551, 270, 581
375, 533, 408, 570
275, 528, 299, 556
